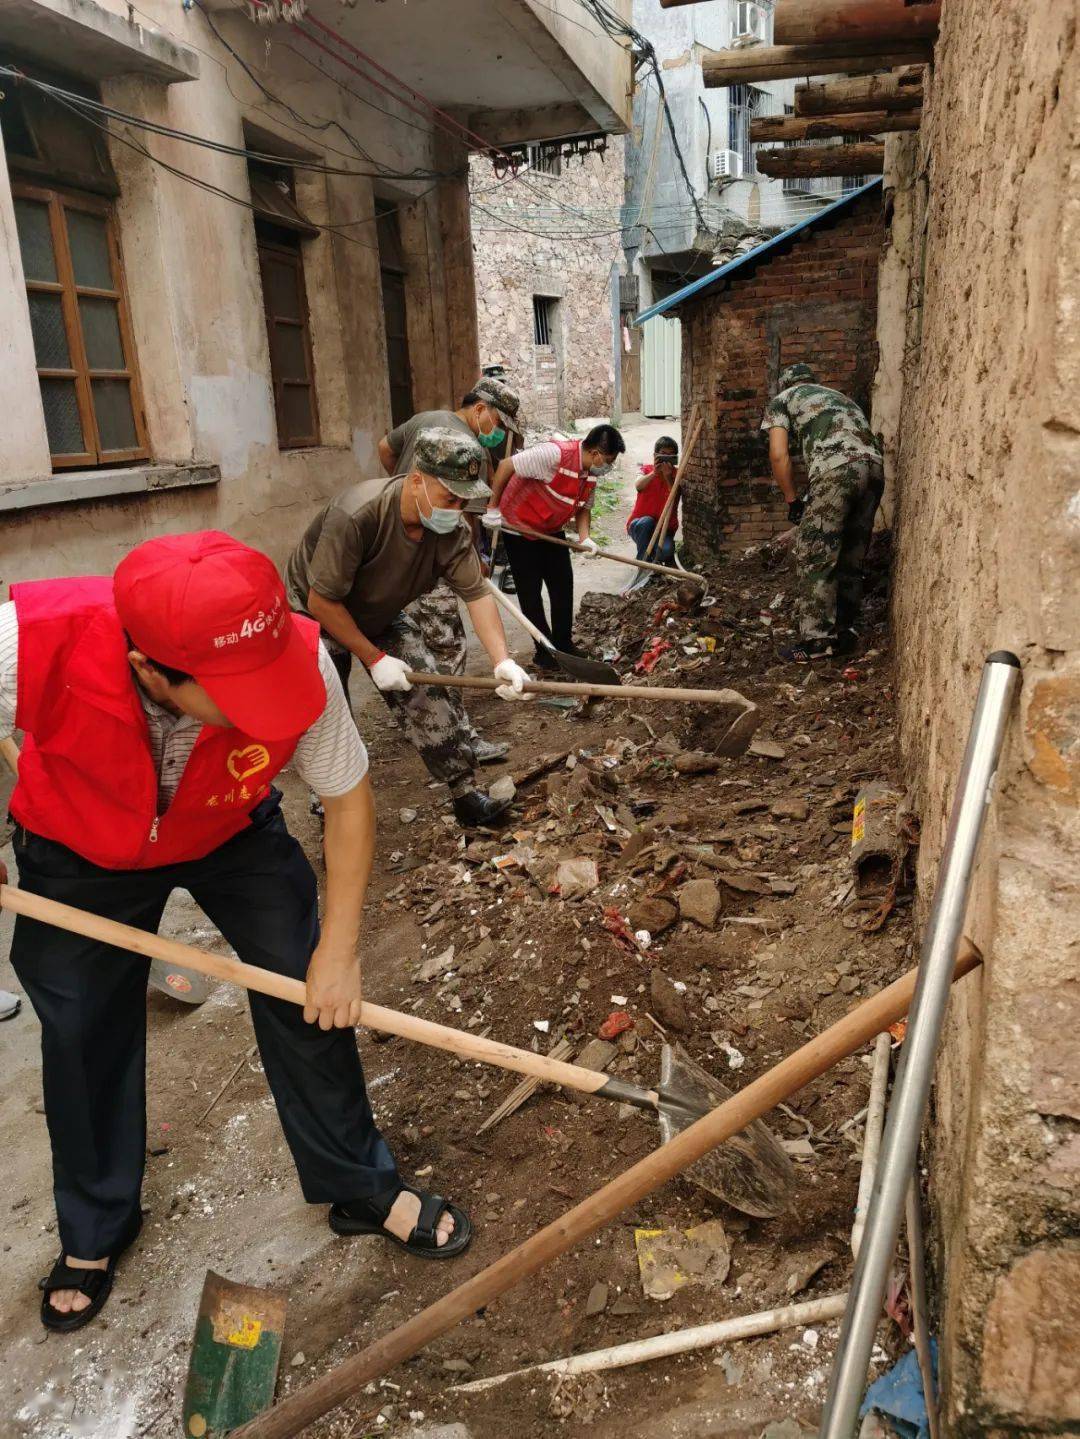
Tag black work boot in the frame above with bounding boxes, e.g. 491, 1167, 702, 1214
452, 789, 513, 828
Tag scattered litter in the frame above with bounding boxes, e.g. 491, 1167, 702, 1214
634, 1219, 731, 1301
554, 857, 600, 900
860, 1343, 938, 1439
598, 1011, 634, 1041
533, 1019, 550, 1034
488, 775, 517, 804
717, 1041, 745, 1070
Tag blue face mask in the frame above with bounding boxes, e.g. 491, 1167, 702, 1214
419, 476, 463, 535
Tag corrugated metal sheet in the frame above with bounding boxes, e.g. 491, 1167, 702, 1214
641, 314, 681, 418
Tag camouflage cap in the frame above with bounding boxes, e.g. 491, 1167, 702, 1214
413, 426, 491, 500
472, 376, 523, 430
777, 362, 817, 392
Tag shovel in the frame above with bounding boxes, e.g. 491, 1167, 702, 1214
183, 1271, 288, 1439
484, 579, 622, 686
504, 521, 707, 586
0, 883, 793, 1216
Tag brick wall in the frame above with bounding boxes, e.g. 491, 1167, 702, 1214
677, 187, 884, 562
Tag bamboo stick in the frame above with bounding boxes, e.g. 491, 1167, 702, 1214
453, 1292, 850, 1391
851, 1032, 891, 1257
231, 944, 982, 1439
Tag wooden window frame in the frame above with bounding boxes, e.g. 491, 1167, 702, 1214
13, 180, 149, 469
255, 231, 321, 450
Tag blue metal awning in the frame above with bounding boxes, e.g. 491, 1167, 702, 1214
633, 178, 884, 326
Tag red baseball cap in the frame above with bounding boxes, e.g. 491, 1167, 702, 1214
113, 531, 326, 741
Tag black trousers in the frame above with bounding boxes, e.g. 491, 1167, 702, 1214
502, 530, 575, 656
11, 795, 399, 1260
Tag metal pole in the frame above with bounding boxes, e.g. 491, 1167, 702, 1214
819, 651, 1021, 1439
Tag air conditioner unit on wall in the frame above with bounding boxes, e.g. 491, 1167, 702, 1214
730, 1, 766, 44
711, 149, 744, 181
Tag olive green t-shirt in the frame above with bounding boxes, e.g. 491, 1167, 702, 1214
285, 477, 486, 636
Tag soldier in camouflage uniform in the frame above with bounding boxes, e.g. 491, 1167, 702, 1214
761, 362, 884, 661
284, 427, 533, 827
379, 378, 524, 766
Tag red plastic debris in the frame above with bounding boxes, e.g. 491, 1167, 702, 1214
598, 1011, 634, 1042
601, 905, 639, 954
841, 666, 861, 682
634, 636, 670, 675
888, 1019, 907, 1043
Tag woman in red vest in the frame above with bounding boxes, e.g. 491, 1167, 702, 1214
483, 422, 626, 667
1, 532, 471, 1332
628, 435, 680, 565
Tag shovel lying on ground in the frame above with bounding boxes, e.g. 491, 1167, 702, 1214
0, 883, 793, 1216
504, 521, 707, 586
484, 578, 622, 686
404, 671, 763, 755
183, 1271, 288, 1439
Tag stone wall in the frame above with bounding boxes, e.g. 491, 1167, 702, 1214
470, 140, 623, 428
677, 186, 883, 560
881, 3, 1080, 1431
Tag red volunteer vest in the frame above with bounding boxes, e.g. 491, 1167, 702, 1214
501, 438, 597, 534
10, 577, 319, 871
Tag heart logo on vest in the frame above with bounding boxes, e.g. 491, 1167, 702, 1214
227, 744, 271, 782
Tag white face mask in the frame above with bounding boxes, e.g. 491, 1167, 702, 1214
590, 461, 613, 478
419, 475, 463, 535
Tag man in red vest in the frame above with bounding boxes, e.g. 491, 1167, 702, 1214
0, 532, 471, 1333
483, 423, 626, 667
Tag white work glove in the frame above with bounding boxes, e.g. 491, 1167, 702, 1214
481, 508, 504, 530
493, 658, 534, 702
369, 652, 413, 692
578, 536, 599, 557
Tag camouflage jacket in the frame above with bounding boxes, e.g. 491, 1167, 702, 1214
760, 384, 882, 478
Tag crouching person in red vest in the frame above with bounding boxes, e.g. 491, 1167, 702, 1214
483, 423, 625, 669
1, 531, 471, 1333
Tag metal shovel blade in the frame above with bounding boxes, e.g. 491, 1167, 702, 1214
183, 1271, 287, 1437
657, 1044, 797, 1217
548, 648, 622, 686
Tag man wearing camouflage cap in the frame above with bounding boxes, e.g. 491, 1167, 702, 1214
285, 427, 532, 827
761, 362, 884, 662
377, 378, 524, 767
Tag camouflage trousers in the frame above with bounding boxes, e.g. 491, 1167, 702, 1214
327, 607, 477, 789
404, 582, 487, 754
795, 457, 884, 639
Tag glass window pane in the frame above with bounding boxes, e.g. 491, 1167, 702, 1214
91, 378, 138, 452
272, 322, 308, 382
40, 378, 86, 456
280, 385, 316, 443
28, 292, 72, 369
14, 199, 58, 282
79, 296, 126, 371
65, 209, 113, 290
260, 253, 302, 321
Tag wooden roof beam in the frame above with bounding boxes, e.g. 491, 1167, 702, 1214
755, 142, 885, 179
750, 110, 921, 142
702, 43, 933, 88
794, 68, 924, 115
774, 0, 940, 47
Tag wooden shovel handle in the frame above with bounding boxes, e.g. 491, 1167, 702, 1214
232, 942, 983, 1439
406, 670, 756, 709
0, 884, 613, 1097
643, 411, 702, 560
506, 522, 706, 585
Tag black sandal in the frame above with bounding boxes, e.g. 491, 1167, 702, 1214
329, 1182, 473, 1260
39, 1254, 118, 1333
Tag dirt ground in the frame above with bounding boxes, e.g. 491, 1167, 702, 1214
0, 424, 915, 1439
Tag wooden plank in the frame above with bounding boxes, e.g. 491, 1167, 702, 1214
750, 111, 920, 142
794, 67, 924, 115
702, 43, 933, 87
755, 143, 885, 179
774, 0, 940, 47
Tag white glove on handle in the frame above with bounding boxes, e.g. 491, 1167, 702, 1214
481, 509, 504, 530
493, 658, 534, 702
578, 536, 599, 557
370, 652, 413, 692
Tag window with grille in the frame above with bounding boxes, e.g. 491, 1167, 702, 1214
528, 144, 562, 177
728, 84, 768, 176
533, 295, 557, 346
251, 161, 321, 448
13, 183, 148, 469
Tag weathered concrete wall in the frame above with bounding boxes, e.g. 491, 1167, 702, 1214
883, 2, 1080, 1430
678, 185, 883, 559
0, 0, 476, 584
470, 140, 623, 427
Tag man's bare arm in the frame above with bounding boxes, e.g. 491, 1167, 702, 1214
377, 436, 398, 475
304, 775, 375, 1030
306, 589, 382, 668
465, 593, 510, 666
488, 457, 516, 509
768, 427, 797, 504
